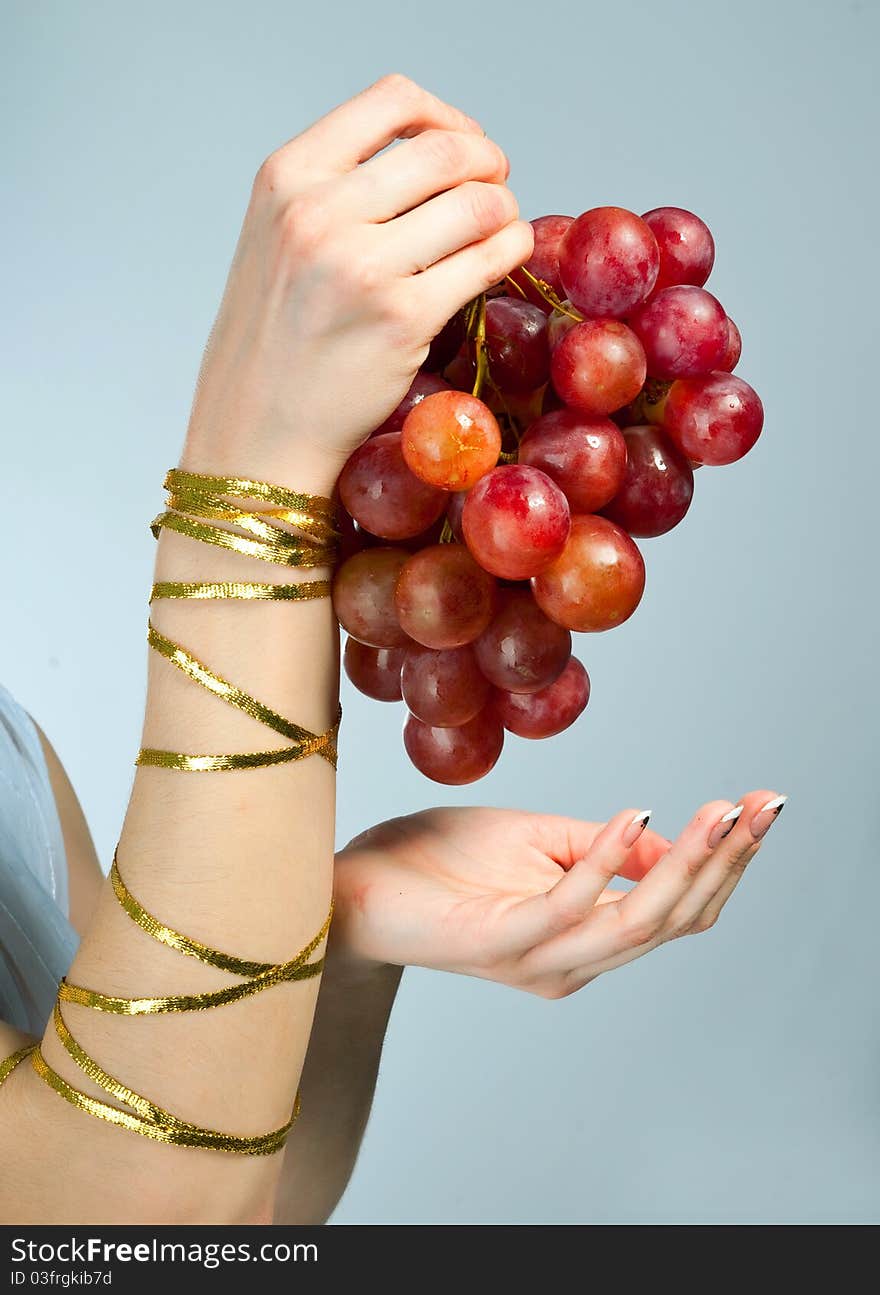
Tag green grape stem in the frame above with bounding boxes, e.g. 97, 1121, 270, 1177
510, 267, 584, 321
470, 293, 490, 400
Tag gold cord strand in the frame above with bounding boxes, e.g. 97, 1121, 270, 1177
0, 1044, 36, 1087
150, 469, 339, 568
137, 624, 340, 772
30, 1005, 296, 1155
0, 469, 344, 1149
108, 852, 328, 975
59, 858, 333, 1014
150, 580, 331, 602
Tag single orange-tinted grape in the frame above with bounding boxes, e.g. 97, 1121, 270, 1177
403, 708, 504, 784
402, 391, 501, 491
343, 638, 406, 701
394, 544, 497, 649
531, 514, 646, 633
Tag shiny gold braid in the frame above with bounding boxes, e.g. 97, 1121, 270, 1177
30, 1004, 297, 1154
150, 468, 339, 571
141, 469, 341, 771
58, 853, 333, 1014
0, 470, 341, 1153
25, 860, 332, 1154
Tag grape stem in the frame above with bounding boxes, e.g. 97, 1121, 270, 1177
438, 517, 455, 544
506, 268, 583, 322
470, 293, 490, 400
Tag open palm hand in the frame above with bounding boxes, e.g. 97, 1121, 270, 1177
333, 792, 782, 999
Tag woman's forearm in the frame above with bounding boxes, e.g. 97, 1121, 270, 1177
0, 75, 528, 1226
275, 946, 402, 1224
3, 467, 340, 1224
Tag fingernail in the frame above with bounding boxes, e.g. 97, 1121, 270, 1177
707, 804, 743, 849
749, 795, 787, 840
622, 810, 652, 848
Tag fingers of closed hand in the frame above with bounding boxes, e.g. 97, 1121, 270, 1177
345, 130, 508, 223
506, 809, 653, 953
265, 75, 483, 179
388, 182, 519, 274
417, 219, 534, 329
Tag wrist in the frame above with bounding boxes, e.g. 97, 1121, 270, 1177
322, 935, 403, 996
181, 423, 346, 498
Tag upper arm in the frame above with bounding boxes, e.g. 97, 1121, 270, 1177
30, 722, 103, 937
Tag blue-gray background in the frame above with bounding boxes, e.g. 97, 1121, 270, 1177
2, 0, 877, 1223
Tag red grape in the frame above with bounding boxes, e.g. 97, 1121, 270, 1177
494, 656, 590, 738
484, 298, 550, 392
718, 317, 742, 372
641, 207, 715, 294
443, 346, 474, 391
484, 384, 546, 429
343, 638, 405, 701
546, 303, 579, 351
401, 390, 501, 491
663, 372, 764, 466
394, 544, 497, 649
559, 207, 660, 318
519, 409, 627, 513
474, 588, 571, 694
532, 514, 646, 632
403, 709, 504, 784
462, 465, 571, 580
401, 645, 490, 726
550, 320, 646, 416
353, 516, 446, 553
507, 214, 574, 310
601, 425, 694, 537
333, 548, 410, 647
629, 285, 728, 380
371, 371, 451, 437
425, 311, 465, 371
338, 432, 448, 539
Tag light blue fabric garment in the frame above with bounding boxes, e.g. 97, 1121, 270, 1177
0, 684, 79, 1035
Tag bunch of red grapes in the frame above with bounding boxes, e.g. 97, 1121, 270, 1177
333, 206, 764, 784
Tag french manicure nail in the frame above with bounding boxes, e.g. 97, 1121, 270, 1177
750, 795, 787, 840
623, 810, 652, 848
707, 804, 743, 850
